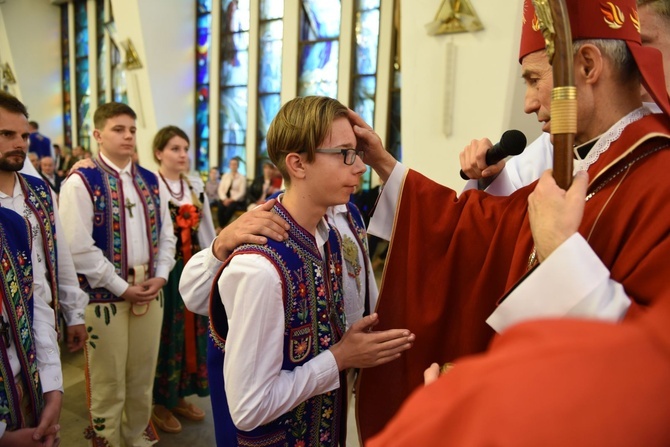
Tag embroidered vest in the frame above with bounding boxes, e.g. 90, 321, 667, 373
345, 202, 372, 316
73, 158, 161, 302
0, 208, 45, 431
16, 175, 60, 325
210, 202, 347, 447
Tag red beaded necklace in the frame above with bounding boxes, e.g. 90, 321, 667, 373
159, 171, 185, 200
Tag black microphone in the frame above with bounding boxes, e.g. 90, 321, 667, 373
459, 130, 527, 180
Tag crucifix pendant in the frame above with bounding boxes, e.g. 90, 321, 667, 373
125, 198, 136, 218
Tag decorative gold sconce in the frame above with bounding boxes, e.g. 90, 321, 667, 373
122, 39, 143, 70
1, 63, 16, 84
426, 0, 484, 35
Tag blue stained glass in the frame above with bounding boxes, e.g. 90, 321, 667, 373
300, 0, 341, 40
221, 146, 247, 176
198, 0, 212, 14
261, 0, 284, 20
299, 41, 339, 97
222, 0, 250, 32
220, 87, 248, 133
198, 139, 209, 172
258, 93, 281, 137
357, 0, 380, 10
76, 31, 89, 57
352, 75, 376, 125
355, 10, 380, 75
259, 40, 282, 93
221, 48, 249, 86
261, 18, 283, 42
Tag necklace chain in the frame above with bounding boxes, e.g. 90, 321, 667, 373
159, 172, 185, 200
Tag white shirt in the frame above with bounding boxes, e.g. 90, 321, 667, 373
219, 217, 340, 430
0, 173, 88, 326
179, 206, 379, 328
217, 171, 247, 202
368, 160, 629, 334
179, 203, 379, 430
58, 154, 176, 297
157, 173, 216, 251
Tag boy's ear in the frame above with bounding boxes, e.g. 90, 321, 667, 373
93, 129, 102, 144
285, 153, 306, 180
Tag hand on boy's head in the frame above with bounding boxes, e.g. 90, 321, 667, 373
213, 199, 290, 261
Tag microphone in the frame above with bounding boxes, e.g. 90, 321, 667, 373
459, 130, 527, 180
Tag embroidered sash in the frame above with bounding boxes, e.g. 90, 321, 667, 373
18, 175, 59, 326
0, 208, 45, 431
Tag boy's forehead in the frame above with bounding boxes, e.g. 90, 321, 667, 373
103, 114, 136, 127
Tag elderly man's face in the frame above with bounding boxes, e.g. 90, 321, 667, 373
40, 157, 55, 175
521, 50, 554, 134
639, 5, 670, 101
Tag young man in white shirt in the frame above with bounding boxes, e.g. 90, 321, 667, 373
59, 102, 176, 447
207, 96, 413, 446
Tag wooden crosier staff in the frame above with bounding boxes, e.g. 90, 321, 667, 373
532, 0, 576, 190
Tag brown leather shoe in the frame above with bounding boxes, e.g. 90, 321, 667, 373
172, 402, 206, 422
152, 407, 182, 434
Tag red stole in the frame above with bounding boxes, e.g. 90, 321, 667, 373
357, 114, 670, 440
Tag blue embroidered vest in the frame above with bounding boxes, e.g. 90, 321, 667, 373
0, 208, 45, 431
210, 202, 347, 447
73, 158, 161, 302
17, 174, 59, 323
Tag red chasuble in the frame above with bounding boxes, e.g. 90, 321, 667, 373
357, 114, 670, 440
366, 291, 670, 447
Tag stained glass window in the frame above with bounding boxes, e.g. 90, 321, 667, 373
351, 0, 380, 189
256, 0, 284, 172
74, 0, 91, 150
219, 0, 250, 176
60, 5, 72, 148
96, 0, 107, 104
195, 0, 213, 172
298, 0, 341, 97
387, 0, 401, 161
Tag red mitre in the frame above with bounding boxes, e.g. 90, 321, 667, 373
519, 0, 670, 116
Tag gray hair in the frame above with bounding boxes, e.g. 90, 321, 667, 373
573, 39, 639, 84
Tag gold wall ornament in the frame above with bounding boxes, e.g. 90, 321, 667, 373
1, 63, 16, 85
532, 0, 556, 63
426, 0, 484, 35
122, 39, 143, 70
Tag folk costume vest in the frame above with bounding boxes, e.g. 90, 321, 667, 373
0, 208, 45, 431
344, 202, 372, 316
209, 202, 347, 447
15, 174, 59, 323
72, 158, 161, 303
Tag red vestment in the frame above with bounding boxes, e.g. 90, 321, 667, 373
357, 114, 670, 440
366, 292, 670, 447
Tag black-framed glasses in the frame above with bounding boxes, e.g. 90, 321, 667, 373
314, 148, 364, 165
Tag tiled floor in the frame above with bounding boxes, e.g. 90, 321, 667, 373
60, 348, 216, 446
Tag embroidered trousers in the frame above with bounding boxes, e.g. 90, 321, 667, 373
84, 296, 163, 447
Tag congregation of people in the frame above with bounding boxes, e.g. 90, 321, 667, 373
1, 0, 670, 446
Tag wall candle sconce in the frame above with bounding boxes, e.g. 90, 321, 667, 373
122, 39, 143, 70
426, 0, 484, 35
2, 63, 16, 84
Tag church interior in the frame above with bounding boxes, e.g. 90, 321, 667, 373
0, 0, 543, 445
